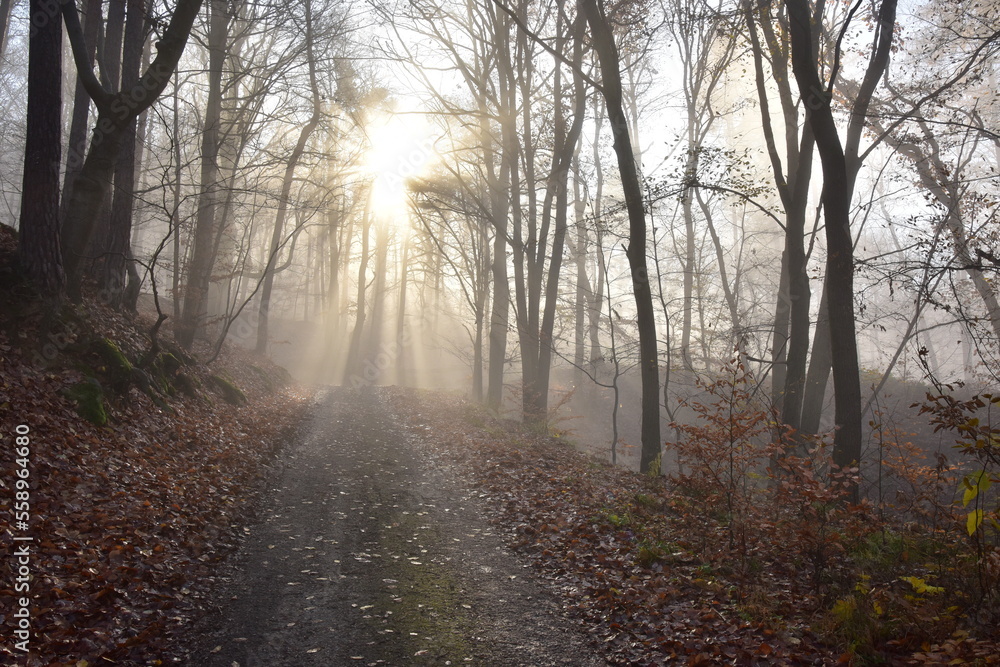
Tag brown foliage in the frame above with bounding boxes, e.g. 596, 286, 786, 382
0, 280, 308, 666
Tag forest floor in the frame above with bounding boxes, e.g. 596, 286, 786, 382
1, 215, 996, 665
187, 386, 1000, 667
183, 385, 840, 667
186, 387, 603, 667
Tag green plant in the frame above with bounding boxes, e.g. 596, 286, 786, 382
635, 539, 672, 568
917, 390, 1000, 610
604, 510, 632, 528
91, 337, 133, 392
633, 492, 658, 509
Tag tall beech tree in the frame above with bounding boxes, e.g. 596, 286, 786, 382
255, 0, 322, 354
784, 0, 898, 494
176, 0, 226, 349
744, 0, 816, 431
60, 0, 205, 300
102, 0, 148, 308
795, 0, 899, 439
60, 0, 103, 228
581, 0, 662, 473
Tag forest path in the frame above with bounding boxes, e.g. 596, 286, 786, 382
188, 387, 603, 667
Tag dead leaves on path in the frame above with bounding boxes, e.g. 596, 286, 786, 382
389, 389, 837, 665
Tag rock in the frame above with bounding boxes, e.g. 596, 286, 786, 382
209, 375, 248, 406
91, 337, 133, 393
64, 378, 108, 426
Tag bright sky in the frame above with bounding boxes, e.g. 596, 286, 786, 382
364, 111, 438, 227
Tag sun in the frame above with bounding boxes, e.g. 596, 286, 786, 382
364, 113, 435, 225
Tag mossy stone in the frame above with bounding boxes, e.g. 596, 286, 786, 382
161, 339, 196, 366
150, 353, 181, 395
209, 374, 247, 405
64, 378, 108, 426
158, 352, 182, 376
92, 338, 133, 391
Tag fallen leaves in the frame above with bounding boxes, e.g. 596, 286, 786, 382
0, 293, 310, 666
386, 388, 1000, 665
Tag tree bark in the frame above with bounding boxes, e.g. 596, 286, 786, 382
396, 235, 410, 386
102, 0, 147, 308
800, 280, 831, 434
572, 157, 589, 384
18, 0, 65, 296
745, 0, 815, 432
60, 0, 103, 229
535, 12, 587, 420
795, 0, 897, 442
345, 193, 373, 380
785, 0, 871, 495
86, 0, 126, 263
0, 0, 14, 62
486, 5, 513, 409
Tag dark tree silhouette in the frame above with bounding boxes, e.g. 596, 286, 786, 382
18, 0, 65, 296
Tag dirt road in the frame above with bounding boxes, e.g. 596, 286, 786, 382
188, 387, 604, 666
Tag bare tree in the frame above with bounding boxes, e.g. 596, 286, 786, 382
59, 0, 205, 300
581, 0, 662, 473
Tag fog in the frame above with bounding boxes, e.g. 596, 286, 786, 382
5, 0, 999, 477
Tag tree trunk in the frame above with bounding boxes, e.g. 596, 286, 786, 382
573, 158, 589, 384
62, 120, 126, 298
345, 193, 373, 380
582, 0, 661, 473
795, 0, 897, 443
177, 0, 226, 348
746, 0, 815, 432
18, 0, 64, 296
87, 0, 126, 263
786, 0, 866, 495
255, 0, 321, 354
367, 222, 391, 360
171, 71, 183, 323
0, 0, 14, 62
771, 249, 790, 413
536, 12, 587, 421
589, 100, 605, 370
122, 5, 156, 313
485, 7, 513, 409
60, 0, 103, 229
396, 235, 410, 386
680, 148, 697, 371
800, 280, 831, 434
102, 0, 146, 308
60, 0, 205, 300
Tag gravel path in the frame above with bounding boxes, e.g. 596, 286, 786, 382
187, 387, 605, 666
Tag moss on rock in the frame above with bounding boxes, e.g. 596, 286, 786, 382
209, 375, 247, 405
149, 352, 183, 396
91, 338, 133, 392
64, 378, 108, 426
